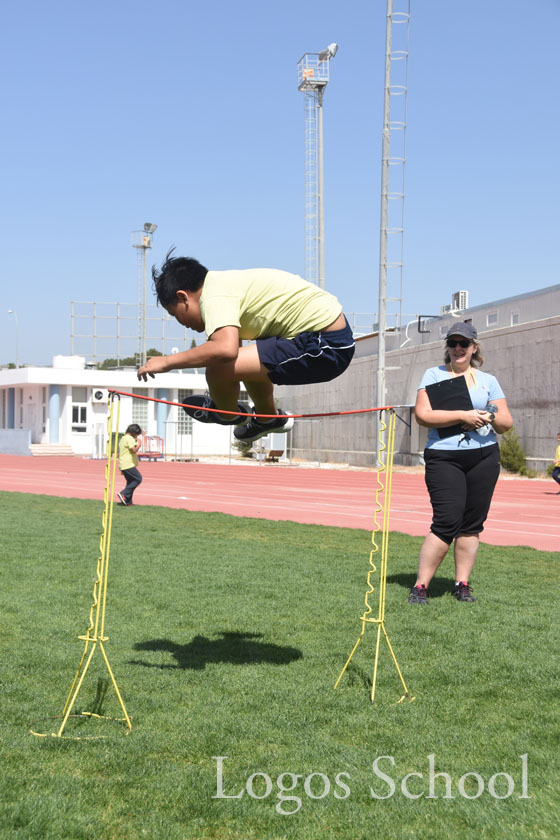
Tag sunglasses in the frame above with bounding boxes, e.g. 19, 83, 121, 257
446, 339, 472, 348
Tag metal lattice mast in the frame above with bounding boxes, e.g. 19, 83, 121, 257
377, 1, 410, 431
297, 44, 338, 288
131, 223, 157, 366
303, 89, 319, 286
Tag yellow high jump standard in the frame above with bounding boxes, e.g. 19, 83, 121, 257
334, 409, 414, 704
31, 393, 132, 738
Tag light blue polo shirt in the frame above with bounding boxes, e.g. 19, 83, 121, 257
419, 365, 505, 450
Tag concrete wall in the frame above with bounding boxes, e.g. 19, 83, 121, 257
277, 315, 560, 471
0, 429, 31, 455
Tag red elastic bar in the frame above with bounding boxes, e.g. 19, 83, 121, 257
108, 389, 394, 419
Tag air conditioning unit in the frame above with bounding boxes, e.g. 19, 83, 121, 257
92, 389, 109, 404
452, 290, 469, 311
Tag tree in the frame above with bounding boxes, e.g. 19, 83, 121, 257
99, 356, 136, 369
500, 427, 527, 474
98, 348, 163, 369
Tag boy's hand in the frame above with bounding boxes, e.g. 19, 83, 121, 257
137, 356, 170, 381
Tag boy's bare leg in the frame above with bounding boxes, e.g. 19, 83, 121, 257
242, 380, 277, 417
205, 344, 275, 419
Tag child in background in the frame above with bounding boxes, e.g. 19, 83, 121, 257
552, 433, 560, 494
117, 424, 143, 506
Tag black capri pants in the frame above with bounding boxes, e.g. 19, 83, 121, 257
424, 444, 500, 545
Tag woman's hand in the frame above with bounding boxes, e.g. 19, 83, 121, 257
461, 409, 492, 430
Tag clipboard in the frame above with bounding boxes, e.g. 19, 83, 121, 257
424, 375, 474, 439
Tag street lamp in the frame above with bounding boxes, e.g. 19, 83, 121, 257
7, 309, 19, 368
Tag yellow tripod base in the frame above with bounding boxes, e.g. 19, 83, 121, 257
334, 410, 414, 705
30, 394, 132, 739
334, 616, 414, 704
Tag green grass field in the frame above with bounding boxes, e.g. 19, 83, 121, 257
1, 491, 558, 839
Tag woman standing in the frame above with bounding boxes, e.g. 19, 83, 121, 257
117, 423, 143, 506
408, 322, 513, 604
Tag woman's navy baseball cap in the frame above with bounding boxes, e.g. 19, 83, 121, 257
446, 321, 477, 341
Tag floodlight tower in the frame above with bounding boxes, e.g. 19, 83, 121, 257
131, 222, 157, 365
297, 43, 338, 288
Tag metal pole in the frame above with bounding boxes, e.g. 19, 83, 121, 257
8, 310, 19, 368
116, 302, 120, 365
71, 302, 75, 356
376, 0, 393, 460
317, 89, 325, 290
142, 247, 147, 366
92, 301, 97, 364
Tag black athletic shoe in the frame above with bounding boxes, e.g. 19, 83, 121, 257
181, 393, 249, 425
233, 409, 295, 443
117, 492, 128, 506
407, 584, 429, 605
452, 581, 476, 602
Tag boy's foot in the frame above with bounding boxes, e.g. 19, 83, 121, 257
452, 581, 476, 602
181, 394, 249, 425
117, 492, 128, 506
407, 584, 429, 605
233, 409, 294, 443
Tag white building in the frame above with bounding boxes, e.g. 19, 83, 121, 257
0, 355, 236, 458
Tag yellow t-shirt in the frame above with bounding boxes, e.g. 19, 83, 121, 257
119, 433, 139, 470
555, 444, 560, 464
200, 269, 342, 340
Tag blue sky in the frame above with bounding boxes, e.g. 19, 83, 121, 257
1, 0, 558, 365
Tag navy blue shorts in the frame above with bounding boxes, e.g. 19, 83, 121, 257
256, 317, 355, 385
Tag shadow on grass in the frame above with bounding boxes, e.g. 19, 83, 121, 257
387, 572, 455, 599
129, 631, 303, 671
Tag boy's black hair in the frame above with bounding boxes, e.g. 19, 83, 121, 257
152, 248, 208, 307
126, 424, 142, 437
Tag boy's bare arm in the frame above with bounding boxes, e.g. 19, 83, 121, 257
137, 326, 240, 381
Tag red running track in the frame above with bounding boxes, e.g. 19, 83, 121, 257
0, 455, 558, 552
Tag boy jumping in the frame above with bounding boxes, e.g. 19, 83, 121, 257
137, 250, 355, 443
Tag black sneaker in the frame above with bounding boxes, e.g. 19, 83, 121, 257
233, 409, 294, 443
452, 581, 476, 602
181, 393, 249, 425
407, 584, 429, 605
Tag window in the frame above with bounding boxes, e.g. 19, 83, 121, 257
132, 388, 148, 429
71, 387, 88, 433
178, 390, 193, 434
511, 312, 519, 325
486, 312, 498, 327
